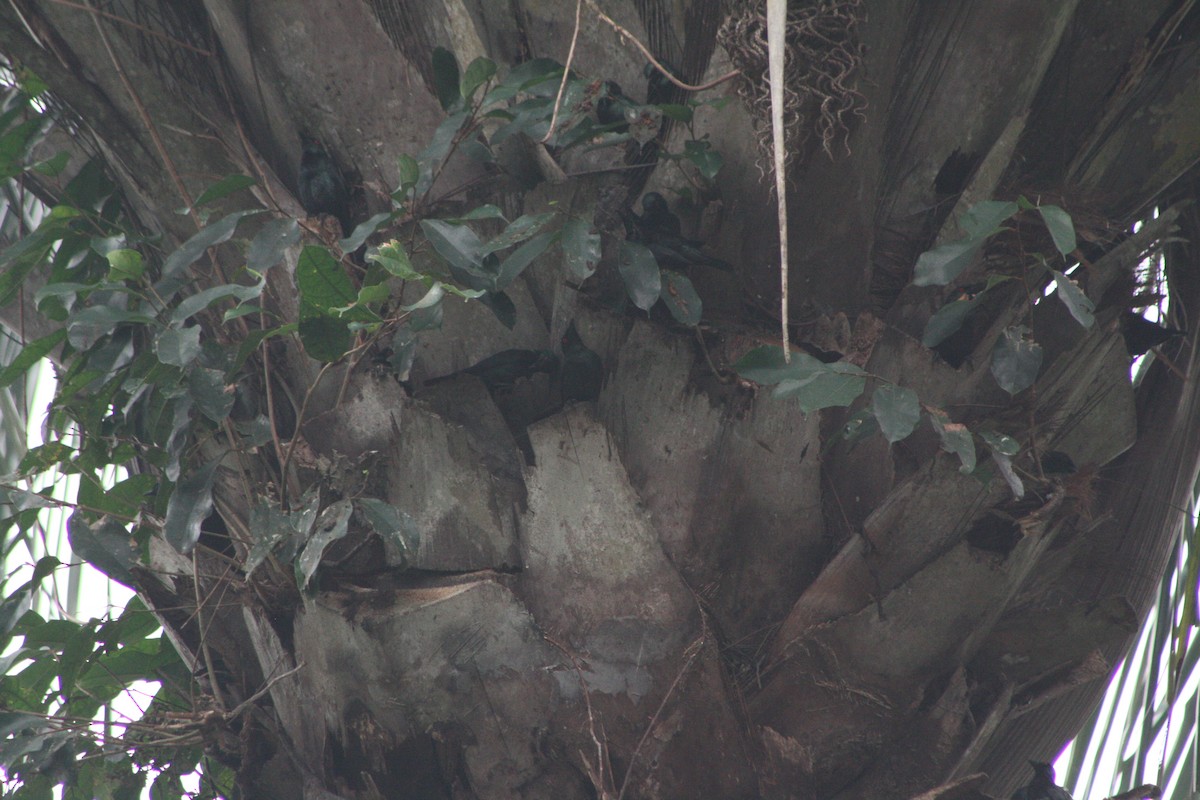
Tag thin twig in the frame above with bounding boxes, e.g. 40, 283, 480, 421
543, 0, 584, 144
51, 0, 214, 55
279, 359, 337, 507
191, 552, 226, 711
583, 0, 740, 92
545, 634, 615, 798
85, 2, 199, 229
616, 631, 706, 800
226, 662, 304, 719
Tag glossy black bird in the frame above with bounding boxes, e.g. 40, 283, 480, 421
429, 349, 558, 393
561, 323, 603, 402
640, 191, 682, 236
1040, 450, 1077, 475
595, 81, 633, 128
298, 139, 352, 236
625, 192, 733, 272
1121, 311, 1186, 357
644, 60, 680, 105
1012, 761, 1073, 800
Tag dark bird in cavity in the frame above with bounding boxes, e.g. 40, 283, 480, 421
430, 349, 558, 393
626, 192, 733, 272
560, 323, 603, 402
298, 138, 352, 236
1121, 311, 1186, 357
595, 81, 633, 128
1012, 761, 1074, 800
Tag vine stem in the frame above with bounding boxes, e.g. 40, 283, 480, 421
583, 0, 740, 92
542, 0, 584, 144
767, 0, 791, 361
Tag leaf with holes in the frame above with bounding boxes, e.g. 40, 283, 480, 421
979, 429, 1020, 456
928, 407, 976, 473
991, 325, 1042, 395
358, 498, 419, 567
1051, 270, 1094, 327
297, 500, 353, 592
659, 270, 702, 326
618, 241, 662, 311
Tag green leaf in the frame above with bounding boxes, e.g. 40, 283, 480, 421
162, 455, 223, 554
482, 212, 556, 254
67, 515, 138, 588
460, 57, 497, 101
497, 58, 563, 94
396, 154, 419, 196
66, 306, 154, 351
913, 238, 985, 287
357, 498, 419, 565
154, 210, 260, 301
105, 249, 143, 282
683, 139, 723, 179
1037, 204, 1076, 256
0, 330, 66, 389
959, 200, 1018, 238
187, 365, 235, 422
734, 345, 795, 383
296, 245, 356, 314
416, 111, 470, 196
84, 474, 155, 518
0, 222, 62, 305
409, 303, 444, 331
32, 151, 69, 177
244, 501, 293, 576
871, 384, 921, 444
420, 219, 486, 279
659, 270, 702, 326
774, 366, 866, 414
432, 47, 462, 111
992, 451, 1025, 499
479, 290, 516, 329
1051, 269, 1094, 327
618, 241, 662, 311
923, 297, 978, 348
340, 211, 392, 253
561, 217, 600, 280
991, 325, 1042, 395
370, 241, 421, 280
927, 407, 976, 473
494, 230, 558, 290
154, 327, 201, 368
192, 174, 255, 208
979, 429, 1020, 456
298, 316, 351, 363
246, 217, 300, 272
297, 500, 353, 591
453, 204, 507, 221
168, 275, 267, 327
922, 276, 1012, 347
